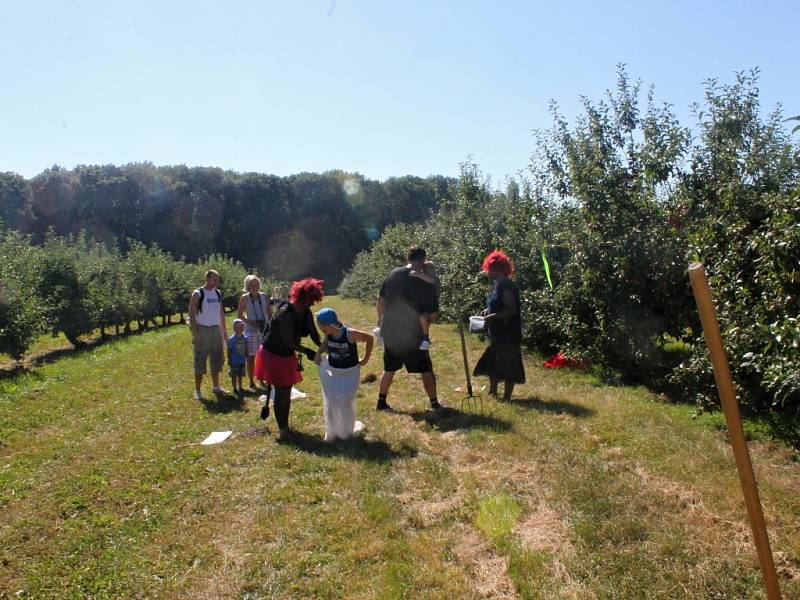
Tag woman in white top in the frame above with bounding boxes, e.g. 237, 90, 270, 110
237, 275, 272, 390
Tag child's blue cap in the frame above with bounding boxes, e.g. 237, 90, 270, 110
315, 308, 340, 326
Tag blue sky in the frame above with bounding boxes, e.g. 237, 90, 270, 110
1, 0, 798, 183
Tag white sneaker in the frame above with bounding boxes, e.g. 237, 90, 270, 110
419, 339, 431, 351
193, 390, 203, 401
212, 387, 229, 397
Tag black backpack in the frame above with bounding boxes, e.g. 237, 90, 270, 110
195, 287, 222, 312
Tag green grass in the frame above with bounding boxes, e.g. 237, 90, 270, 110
1, 296, 799, 598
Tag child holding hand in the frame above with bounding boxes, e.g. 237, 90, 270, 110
409, 260, 440, 350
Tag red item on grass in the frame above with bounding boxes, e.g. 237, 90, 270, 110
543, 352, 585, 370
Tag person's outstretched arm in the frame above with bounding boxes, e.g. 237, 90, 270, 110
377, 276, 389, 325
314, 340, 328, 365
306, 310, 321, 347
376, 296, 385, 325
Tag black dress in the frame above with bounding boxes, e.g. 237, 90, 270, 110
473, 278, 526, 384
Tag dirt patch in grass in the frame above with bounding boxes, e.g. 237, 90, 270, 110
408, 493, 464, 528
514, 503, 572, 555
451, 523, 516, 599
631, 463, 706, 513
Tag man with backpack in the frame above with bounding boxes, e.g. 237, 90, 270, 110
189, 269, 228, 400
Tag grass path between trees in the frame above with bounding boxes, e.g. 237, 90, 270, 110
1, 297, 799, 599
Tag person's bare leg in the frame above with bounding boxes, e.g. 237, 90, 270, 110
377, 371, 395, 410
422, 371, 441, 409
422, 371, 437, 400
211, 371, 221, 388
194, 373, 203, 395
247, 356, 256, 387
379, 370, 395, 395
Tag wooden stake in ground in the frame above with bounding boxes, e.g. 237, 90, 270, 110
688, 262, 782, 600
458, 322, 474, 398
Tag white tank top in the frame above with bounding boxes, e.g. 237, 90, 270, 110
244, 293, 268, 333
195, 287, 222, 327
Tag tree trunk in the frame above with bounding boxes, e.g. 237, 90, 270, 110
124, 321, 132, 334
65, 331, 85, 348
115, 323, 120, 336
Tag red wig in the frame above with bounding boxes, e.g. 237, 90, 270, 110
289, 278, 325, 305
481, 249, 514, 277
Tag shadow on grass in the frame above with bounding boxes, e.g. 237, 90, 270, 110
405, 406, 514, 433
279, 430, 417, 463
506, 395, 595, 418
199, 393, 247, 414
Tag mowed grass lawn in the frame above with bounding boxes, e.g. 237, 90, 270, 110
1, 296, 799, 599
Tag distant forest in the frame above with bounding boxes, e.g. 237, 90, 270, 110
0, 164, 455, 284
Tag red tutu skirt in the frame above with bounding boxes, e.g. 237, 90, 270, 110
254, 348, 303, 387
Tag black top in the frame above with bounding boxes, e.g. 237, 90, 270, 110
379, 266, 439, 355
326, 326, 359, 369
486, 278, 522, 344
262, 301, 321, 357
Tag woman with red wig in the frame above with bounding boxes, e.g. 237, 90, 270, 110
255, 278, 323, 436
473, 250, 525, 401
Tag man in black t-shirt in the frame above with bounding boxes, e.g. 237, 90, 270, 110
375, 246, 442, 412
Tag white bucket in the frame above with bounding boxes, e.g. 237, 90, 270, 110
469, 315, 485, 332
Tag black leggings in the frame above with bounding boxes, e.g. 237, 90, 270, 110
273, 386, 292, 430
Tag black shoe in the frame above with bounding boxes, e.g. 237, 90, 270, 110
429, 400, 443, 411
376, 402, 394, 412
260, 402, 270, 420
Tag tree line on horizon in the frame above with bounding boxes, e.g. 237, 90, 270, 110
0, 165, 455, 285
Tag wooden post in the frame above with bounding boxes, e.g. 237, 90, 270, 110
458, 323, 474, 397
688, 262, 781, 600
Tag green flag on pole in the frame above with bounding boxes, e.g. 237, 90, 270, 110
542, 246, 553, 290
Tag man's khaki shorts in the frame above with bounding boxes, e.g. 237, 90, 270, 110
193, 325, 224, 375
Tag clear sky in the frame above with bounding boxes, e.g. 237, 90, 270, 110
1, 0, 798, 184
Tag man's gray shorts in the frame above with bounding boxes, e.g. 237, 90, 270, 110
193, 325, 224, 375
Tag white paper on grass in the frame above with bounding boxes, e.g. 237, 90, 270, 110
260, 387, 307, 401
201, 431, 233, 445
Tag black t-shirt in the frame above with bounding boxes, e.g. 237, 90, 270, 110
379, 266, 439, 355
262, 301, 321, 357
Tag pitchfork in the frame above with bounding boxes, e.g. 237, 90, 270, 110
457, 322, 483, 413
